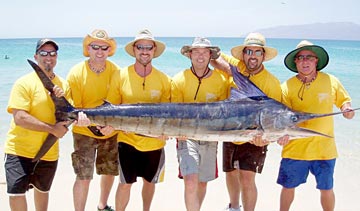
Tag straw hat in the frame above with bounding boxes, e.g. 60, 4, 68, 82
125, 29, 165, 58
231, 32, 278, 61
83, 29, 117, 57
284, 40, 329, 73
181, 37, 221, 60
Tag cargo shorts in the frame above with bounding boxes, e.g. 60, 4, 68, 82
71, 133, 119, 180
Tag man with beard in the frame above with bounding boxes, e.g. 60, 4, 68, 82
211, 32, 286, 211
106, 29, 171, 211
4, 39, 71, 211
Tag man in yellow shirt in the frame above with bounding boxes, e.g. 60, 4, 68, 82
278, 40, 355, 211
67, 29, 120, 211
106, 29, 171, 211
172, 37, 231, 211
212, 32, 283, 211
4, 39, 71, 211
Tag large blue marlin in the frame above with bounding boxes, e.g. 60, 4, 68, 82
27, 59, 356, 161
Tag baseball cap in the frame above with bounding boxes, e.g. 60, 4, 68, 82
35, 38, 59, 53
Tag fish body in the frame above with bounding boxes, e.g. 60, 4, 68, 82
27, 59, 355, 161
78, 98, 326, 142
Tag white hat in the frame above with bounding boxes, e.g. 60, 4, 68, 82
125, 29, 165, 58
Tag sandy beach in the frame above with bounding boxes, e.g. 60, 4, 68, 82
1, 131, 360, 211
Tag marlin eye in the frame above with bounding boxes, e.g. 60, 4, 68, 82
291, 115, 299, 123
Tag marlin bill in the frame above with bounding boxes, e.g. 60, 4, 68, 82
28, 59, 358, 144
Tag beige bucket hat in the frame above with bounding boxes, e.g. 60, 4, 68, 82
231, 32, 278, 61
125, 29, 165, 58
181, 37, 221, 60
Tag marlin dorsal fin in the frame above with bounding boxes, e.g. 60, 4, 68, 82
229, 64, 268, 101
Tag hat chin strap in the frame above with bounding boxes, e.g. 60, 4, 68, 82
190, 60, 211, 100
135, 62, 152, 90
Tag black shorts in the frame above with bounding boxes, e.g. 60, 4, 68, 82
118, 142, 165, 184
222, 142, 267, 173
5, 154, 58, 194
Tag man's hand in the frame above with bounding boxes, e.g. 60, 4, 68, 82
277, 135, 290, 146
98, 125, 115, 136
51, 121, 70, 138
249, 133, 270, 146
341, 103, 355, 119
74, 111, 91, 127
176, 135, 188, 141
52, 85, 64, 98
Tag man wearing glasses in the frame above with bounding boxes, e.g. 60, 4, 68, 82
106, 29, 171, 211
211, 32, 286, 211
4, 38, 71, 210
278, 40, 355, 211
67, 29, 120, 211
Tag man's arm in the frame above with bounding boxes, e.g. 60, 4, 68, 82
210, 53, 232, 75
13, 109, 69, 138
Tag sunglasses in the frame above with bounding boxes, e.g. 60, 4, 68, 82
135, 44, 154, 51
90, 44, 110, 51
295, 55, 318, 61
243, 49, 264, 57
38, 50, 57, 57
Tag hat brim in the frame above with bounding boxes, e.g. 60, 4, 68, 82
83, 35, 117, 57
125, 39, 165, 58
181, 46, 221, 60
231, 45, 278, 61
284, 45, 329, 73
36, 39, 59, 53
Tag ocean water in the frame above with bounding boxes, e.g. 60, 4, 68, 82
0, 37, 360, 151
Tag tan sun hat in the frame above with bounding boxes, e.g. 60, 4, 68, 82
125, 29, 165, 58
284, 40, 329, 73
181, 37, 221, 60
231, 32, 278, 61
83, 29, 117, 57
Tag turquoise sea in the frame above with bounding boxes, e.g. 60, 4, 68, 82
0, 37, 360, 151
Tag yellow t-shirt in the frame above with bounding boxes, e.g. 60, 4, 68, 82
220, 53, 282, 144
171, 68, 230, 103
106, 64, 171, 151
5, 72, 71, 161
281, 72, 352, 160
67, 60, 120, 139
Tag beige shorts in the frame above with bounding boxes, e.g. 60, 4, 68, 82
177, 140, 218, 182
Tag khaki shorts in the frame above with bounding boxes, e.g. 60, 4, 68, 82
177, 140, 218, 182
71, 133, 119, 180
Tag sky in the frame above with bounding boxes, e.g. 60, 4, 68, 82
1, 0, 359, 38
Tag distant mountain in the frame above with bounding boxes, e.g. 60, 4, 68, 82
254, 22, 360, 41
